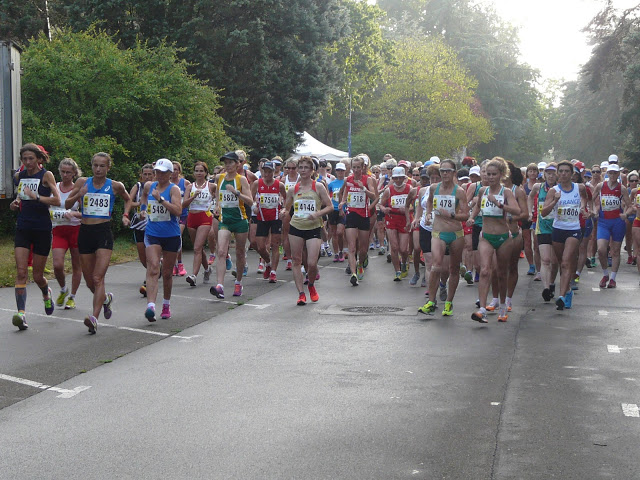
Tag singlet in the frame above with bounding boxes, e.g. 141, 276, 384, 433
283, 174, 300, 193
177, 177, 188, 217
480, 186, 505, 218
17, 168, 52, 231
345, 174, 371, 218
432, 183, 458, 217
82, 177, 115, 220
599, 181, 623, 220
290, 182, 323, 230
188, 181, 212, 212
129, 181, 148, 231
552, 183, 581, 230
387, 182, 411, 215
535, 182, 554, 235
419, 187, 434, 232
327, 178, 345, 211
217, 173, 247, 223
51, 182, 81, 228
470, 182, 484, 227
145, 182, 180, 238
256, 178, 281, 221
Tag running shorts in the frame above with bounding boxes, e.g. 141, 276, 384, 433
256, 219, 282, 237
78, 222, 114, 254
187, 211, 213, 229
15, 229, 52, 257
52, 225, 79, 250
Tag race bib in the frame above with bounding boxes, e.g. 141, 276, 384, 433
601, 194, 620, 211
17, 178, 40, 201
557, 203, 580, 222
347, 191, 366, 208
294, 198, 316, 217
83, 193, 111, 216
636, 193, 640, 208
390, 194, 408, 209
332, 189, 340, 203
285, 181, 297, 192
148, 199, 170, 222
219, 189, 239, 209
50, 206, 71, 226
259, 193, 280, 209
481, 195, 503, 216
190, 188, 211, 210
433, 195, 455, 215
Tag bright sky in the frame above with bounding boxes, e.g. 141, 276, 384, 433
475, 0, 640, 81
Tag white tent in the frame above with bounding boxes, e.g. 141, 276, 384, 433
293, 131, 349, 162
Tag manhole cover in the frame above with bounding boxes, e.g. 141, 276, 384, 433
341, 306, 404, 314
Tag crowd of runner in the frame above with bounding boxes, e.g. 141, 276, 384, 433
11, 143, 640, 333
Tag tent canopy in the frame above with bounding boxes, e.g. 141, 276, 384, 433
293, 131, 348, 162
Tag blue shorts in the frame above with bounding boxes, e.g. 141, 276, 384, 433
597, 217, 626, 242
144, 234, 182, 252
582, 218, 593, 239
552, 228, 582, 244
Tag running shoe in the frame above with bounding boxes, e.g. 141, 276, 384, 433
608, 256, 612, 267
210, 285, 224, 299
506, 300, 512, 312
12, 312, 27, 330
286, 259, 292, 271
357, 265, 364, 281
103, 292, 113, 319
439, 283, 448, 302
379, 247, 386, 256
549, 284, 555, 297
350, 274, 359, 286
304, 275, 309, 285
326, 247, 333, 256
145, 306, 156, 322
374, 239, 381, 249
56, 289, 68, 307
400, 264, 408, 278
203, 267, 211, 284
263, 265, 272, 280
633, 257, 637, 266
418, 301, 436, 314
474, 271, 480, 283
425, 290, 429, 296
476, 299, 480, 308
564, 290, 573, 309
339, 251, 345, 262
421, 276, 427, 287
590, 256, 596, 267
471, 310, 488, 323
258, 260, 265, 274
315, 273, 320, 281
84, 315, 97, 334
186, 274, 197, 286
320, 246, 327, 257
387, 253, 392, 263
44, 287, 54, 315
308, 284, 319, 302
486, 301, 498, 312
173, 264, 179, 276
527, 265, 535, 275
226, 255, 233, 271
369, 242, 375, 250
542, 288, 552, 302
208, 253, 216, 265
363, 255, 369, 269
161, 304, 171, 319
269, 271, 277, 283
243, 264, 248, 276
410, 272, 420, 285
177, 263, 187, 276
607, 279, 617, 289
571, 276, 579, 290
442, 301, 453, 316
420, 252, 425, 266
599, 275, 609, 289
233, 283, 243, 296
627, 255, 634, 265
464, 271, 473, 285
555, 296, 565, 310
297, 293, 307, 306
459, 265, 467, 277
333, 254, 340, 263
345, 265, 351, 275
497, 305, 508, 322
394, 272, 402, 282
64, 297, 76, 310
533, 272, 542, 281
140, 282, 147, 297
519, 250, 525, 258
585, 257, 592, 268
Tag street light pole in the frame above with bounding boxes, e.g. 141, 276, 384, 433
348, 93, 352, 157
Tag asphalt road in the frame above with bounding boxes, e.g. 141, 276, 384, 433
1, 247, 639, 479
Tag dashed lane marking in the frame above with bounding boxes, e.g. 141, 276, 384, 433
608, 345, 621, 353
0, 308, 202, 340
622, 404, 639, 417
0, 373, 90, 399
171, 294, 270, 309
599, 310, 609, 316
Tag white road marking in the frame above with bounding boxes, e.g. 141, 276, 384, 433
0, 373, 91, 399
622, 404, 640, 417
598, 310, 608, 316
0, 308, 201, 340
608, 345, 621, 353
592, 287, 600, 292
491, 402, 501, 406
171, 294, 271, 309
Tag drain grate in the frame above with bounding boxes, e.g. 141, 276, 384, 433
341, 306, 404, 314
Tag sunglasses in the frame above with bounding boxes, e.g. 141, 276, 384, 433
285, 166, 297, 170
439, 168, 454, 173
592, 170, 601, 174
629, 178, 639, 182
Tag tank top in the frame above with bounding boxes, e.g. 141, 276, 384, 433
552, 183, 581, 230
419, 187, 434, 232
345, 174, 370, 218
433, 183, 458, 216
82, 177, 115, 220
217, 173, 247, 222
327, 178, 344, 211
283, 174, 299, 193
129, 181, 148, 231
290, 182, 323, 230
256, 178, 281, 221
388, 182, 411, 215
535, 183, 554, 235
177, 177, 188, 217
470, 182, 483, 227
51, 182, 81, 228
17, 168, 52, 231
188, 181, 212, 212
480, 186, 505, 218
145, 182, 180, 238
599, 181, 622, 220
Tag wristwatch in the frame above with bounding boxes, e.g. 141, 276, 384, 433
450, 211, 455, 219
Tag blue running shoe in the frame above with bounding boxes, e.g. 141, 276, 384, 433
527, 265, 535, 275
564, 290, 573, 309
145, 306, 156, 322
226, 255, 233, 271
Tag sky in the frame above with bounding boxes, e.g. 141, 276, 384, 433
475, 0, 640, 81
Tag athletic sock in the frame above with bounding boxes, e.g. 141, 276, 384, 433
163, 299, 170, 306
15, 285, 27, 311
147, 302, 155, 309
602, 269, 610, 276
610, 271, 617, 280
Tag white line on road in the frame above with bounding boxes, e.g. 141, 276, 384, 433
608, 345, 621, 353
592, 287, 601, 292
171, 294, 271, 309
0, 308, 201, 340
622, 404, 640, 417
0, 373, 91, 399
598, 310, 608, 316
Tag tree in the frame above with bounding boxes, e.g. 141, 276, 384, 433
364, 37, 493, 161
0, 0, 57, 46
22, 29, 230, 195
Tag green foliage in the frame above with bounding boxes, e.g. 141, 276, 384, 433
364, 37, 493, 161
0, 0, 52, 46
338, 126, 412, 164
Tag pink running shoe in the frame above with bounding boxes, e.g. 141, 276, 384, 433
161, 304, 171, 319
263, 265, 272, 280
177, 263, 187, 276
269, 271, 277, 283
233, 283, 243, 296
173, 265, 179, 276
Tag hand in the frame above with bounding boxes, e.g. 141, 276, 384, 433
10, 198, 20, 211
225, 184, 236, 194
151, 188, 161, 201
122, 216, 130, 227
78, 184, 89, 198
466, 217, 474, 226
23, 186, 35, 199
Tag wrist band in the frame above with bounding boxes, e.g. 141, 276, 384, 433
140, 204, 147, 212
